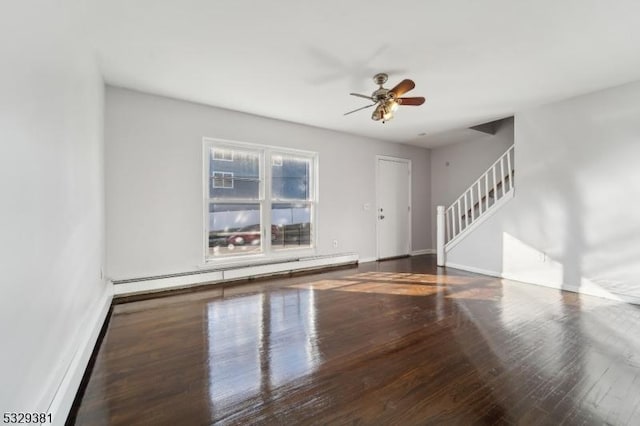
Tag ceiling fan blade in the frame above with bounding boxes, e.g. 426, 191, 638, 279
344, 103, 376, 116
350, 93, 373, 100
389, 79, 416, 97
398, 96, 425, 106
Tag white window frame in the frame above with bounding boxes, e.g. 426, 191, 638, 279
203, 138, 318, 264
212, 171, 234, 189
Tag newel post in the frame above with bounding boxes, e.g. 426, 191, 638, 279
436, 205, 445, 266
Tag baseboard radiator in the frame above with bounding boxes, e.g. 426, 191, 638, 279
112, 253, 359, 297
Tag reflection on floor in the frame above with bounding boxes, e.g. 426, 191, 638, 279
72, 255, 640, 425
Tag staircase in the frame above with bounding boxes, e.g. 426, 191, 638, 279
436, 145, 515, 265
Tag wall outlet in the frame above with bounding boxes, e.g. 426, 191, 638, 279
332, 239, 338, 248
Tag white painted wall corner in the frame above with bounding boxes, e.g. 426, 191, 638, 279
47, 284, 113, 426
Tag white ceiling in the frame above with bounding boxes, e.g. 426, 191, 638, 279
94, 0, 640, 147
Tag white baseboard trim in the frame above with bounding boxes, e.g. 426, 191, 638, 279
48, 283, 113, 426
360, 250, 434, 263
446, 262, 640, 306
114, 253, 359, 297
411, 249, 436, 256
499, 272, 640, 306
445, 262, 502, 278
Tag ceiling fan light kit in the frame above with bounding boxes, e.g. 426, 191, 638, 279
345, 73, 425, 123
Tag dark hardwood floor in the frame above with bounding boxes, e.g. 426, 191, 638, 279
71, 255, 640, 425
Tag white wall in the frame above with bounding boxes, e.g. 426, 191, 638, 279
105, 87, 431, 280
0, 0, 108, 419
447, 81, 640, 303
430, 118, 514, 245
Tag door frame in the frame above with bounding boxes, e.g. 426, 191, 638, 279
375, 155, 412, 260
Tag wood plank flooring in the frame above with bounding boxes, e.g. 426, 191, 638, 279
71, 255, 640, 425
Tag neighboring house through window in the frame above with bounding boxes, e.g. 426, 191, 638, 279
212, 172, 233, 189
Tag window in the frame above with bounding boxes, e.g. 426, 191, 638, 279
204, 140, 317, 259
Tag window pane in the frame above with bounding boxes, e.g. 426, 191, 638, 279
213, 148, 233, 161
271, 154, 311, 200
271, 203, 312, 249
209, 203, 262, 256
210, 148, 260, 199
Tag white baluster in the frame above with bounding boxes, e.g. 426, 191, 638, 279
470, 187, 475, 222
436, 206, 445, 266
484, 175, 489, 210
500, 156, 505, 197
506, 148, 513, 192
492, 165, 497, 202
464, 191, 469, 226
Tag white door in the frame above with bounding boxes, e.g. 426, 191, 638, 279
377, 157, 411, 259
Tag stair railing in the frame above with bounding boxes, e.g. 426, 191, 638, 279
436, 145, 514, 266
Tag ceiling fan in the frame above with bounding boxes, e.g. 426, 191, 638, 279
345, 73, 425, 122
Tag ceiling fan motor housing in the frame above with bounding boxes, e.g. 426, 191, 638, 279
372, 87, 390, 102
